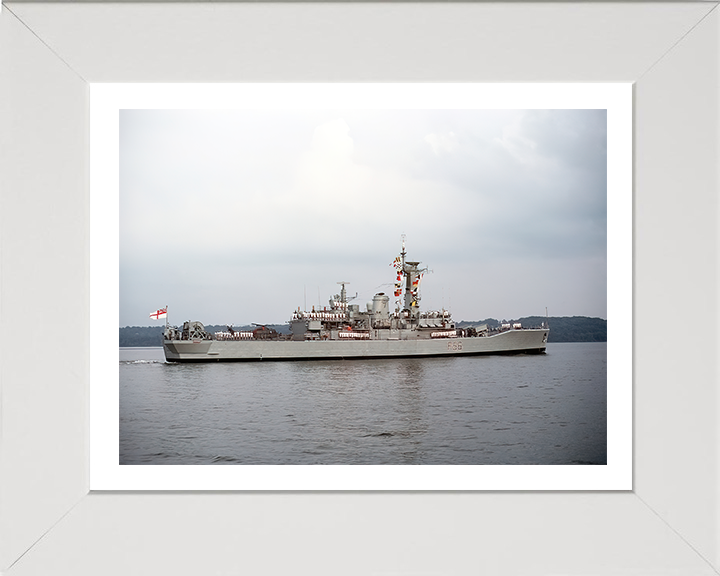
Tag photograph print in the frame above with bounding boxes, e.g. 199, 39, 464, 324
119, 105, 608, 467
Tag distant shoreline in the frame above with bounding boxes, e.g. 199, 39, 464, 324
120, 316, 606, 347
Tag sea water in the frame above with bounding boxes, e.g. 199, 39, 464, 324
119, 342, 606, 465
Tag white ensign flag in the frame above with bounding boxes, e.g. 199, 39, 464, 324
150, 307, 167, 320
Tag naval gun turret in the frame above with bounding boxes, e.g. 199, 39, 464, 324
175, 321, 212, 341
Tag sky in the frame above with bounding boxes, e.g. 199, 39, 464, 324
120, 108, 607, 327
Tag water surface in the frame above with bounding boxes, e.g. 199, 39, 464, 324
120, 342, 606, 465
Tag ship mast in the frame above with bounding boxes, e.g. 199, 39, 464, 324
337, 281, 349, 307
393, 235, 427, 318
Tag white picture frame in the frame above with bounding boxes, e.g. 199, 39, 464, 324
1, 2, 718, 574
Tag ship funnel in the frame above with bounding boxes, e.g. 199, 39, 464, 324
371, 293, 390, 319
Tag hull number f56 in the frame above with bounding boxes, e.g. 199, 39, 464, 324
447, 341, 463, 351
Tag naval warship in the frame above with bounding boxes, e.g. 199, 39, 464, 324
162, 241, 549, 362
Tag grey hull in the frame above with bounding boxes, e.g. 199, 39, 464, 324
163, 328, 548, 362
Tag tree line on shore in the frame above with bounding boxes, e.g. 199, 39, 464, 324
119, 316, 606, 347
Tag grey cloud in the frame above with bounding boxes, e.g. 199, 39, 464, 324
120, 108, 609, 327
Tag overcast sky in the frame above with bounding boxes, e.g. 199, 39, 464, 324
120, 108, 607, 327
